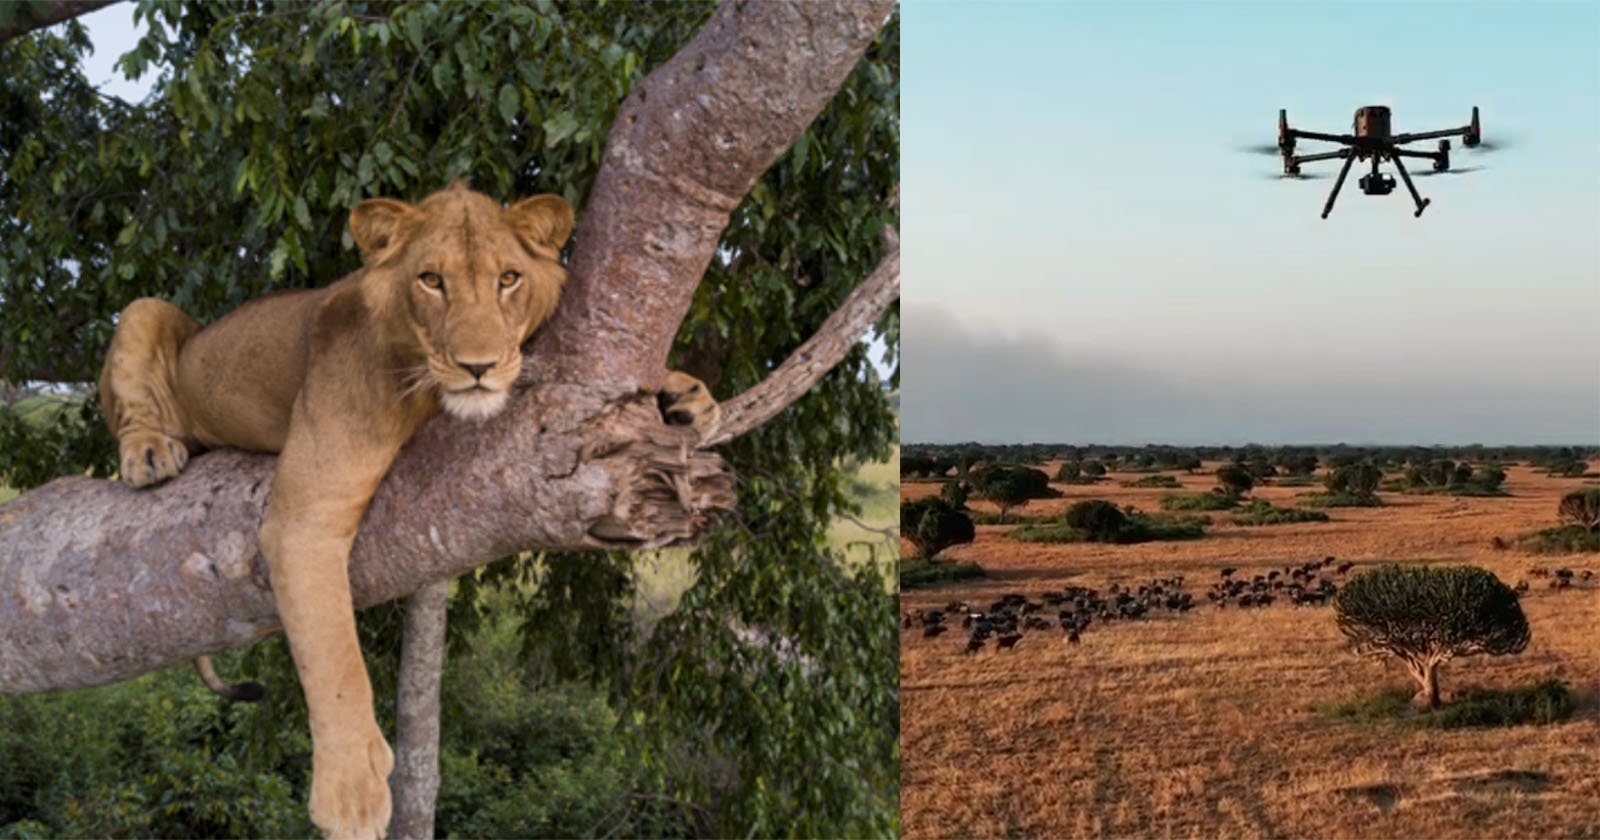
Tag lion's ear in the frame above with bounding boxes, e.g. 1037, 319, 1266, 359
506, 194, 574, 259
349, 198, 424, 262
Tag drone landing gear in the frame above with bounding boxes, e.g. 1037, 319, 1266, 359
1319, 152, 1356, 219
1317, 151, 1430, 219
1388, 153, 1431, 218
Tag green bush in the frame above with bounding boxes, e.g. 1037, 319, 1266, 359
1063, 500, 1126, 540
1515, 525, 1600, 554
1230, 500, 1330, 526
899, 560, 987, 589
1121, 474, 1181, 488
1160, 492, 1238, 511
1299, 492, 1384, 508
1014, 508, 1205, 544
1323, 680, 1572, 729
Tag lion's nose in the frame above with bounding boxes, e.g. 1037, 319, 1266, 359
459, 361, 494, 381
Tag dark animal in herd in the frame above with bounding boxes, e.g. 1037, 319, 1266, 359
1526, 566, 1595, 591
903, 556, 1362, 653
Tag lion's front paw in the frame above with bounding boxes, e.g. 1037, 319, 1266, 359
658, 371, 720, 440
119, 430, 189, 487
308, 724, 394, 840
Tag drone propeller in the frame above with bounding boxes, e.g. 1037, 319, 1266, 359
1239, 142, 1284, 156
1415, 165, 1484, 178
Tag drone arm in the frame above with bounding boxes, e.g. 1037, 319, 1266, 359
1392, 127, 1469, 145
1291, 150, 1346, 165
1289, 128, 1358, 145
1392, 148, 1444, 162
1388, 153, 1431, 218
1320, 152, 1357, 220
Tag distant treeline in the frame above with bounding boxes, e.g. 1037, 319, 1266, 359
901, 443, 1599, 479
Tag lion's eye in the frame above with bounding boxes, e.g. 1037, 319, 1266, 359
418, 272, 444, 290
499, 270, 521, 290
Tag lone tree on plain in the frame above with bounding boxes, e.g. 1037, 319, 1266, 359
1558, 488, 1600, 533
1333, 565, 1530, 709
901, 498, 975, 561
1325, 462, 1382, 498
1064, 499, 1126, 542
1214, 464, 1254, 498
981, 472, 1034, 523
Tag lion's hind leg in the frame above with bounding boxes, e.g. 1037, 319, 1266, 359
99, 298, 202, 487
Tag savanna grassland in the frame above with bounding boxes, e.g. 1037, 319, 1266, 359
900, 462, 1600, 839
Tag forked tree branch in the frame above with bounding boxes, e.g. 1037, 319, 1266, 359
0, 0, 896, 696
707, 226, 898, 446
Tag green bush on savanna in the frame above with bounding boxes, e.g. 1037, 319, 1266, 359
1121, 474, 1181, 488
1013, 501, 1207, 544
1160, 491, 1239, 511
1322, 680, 1573, 729
1230, 499, 1330, 526
1513, 488, 1600, 553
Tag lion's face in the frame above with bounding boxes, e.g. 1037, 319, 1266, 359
348, 185, 572, 421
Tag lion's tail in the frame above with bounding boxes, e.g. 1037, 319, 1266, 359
193, 655, 266, 702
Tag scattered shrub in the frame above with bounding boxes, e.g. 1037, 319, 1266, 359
1299, 492, 1384, 508
1063, 500, 1126, 541
1214, 464, 1254, 497
900, 498, 975, 560
1160, 492, 1238, 511
1230, 499, 1330, 526
1323, 680, 1572, 729
899, 560, 986, 589
1514, 525, 1600, 554
1121, 474, 1181, 488
1014, 504, 1206, 544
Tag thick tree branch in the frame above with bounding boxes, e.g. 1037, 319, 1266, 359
0, 0, 895, 696
707, 226, 898, 446
529, 0, 897, 393
0, 0, 119, 44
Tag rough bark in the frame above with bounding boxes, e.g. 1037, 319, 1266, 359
389, 581, 449, 840
0, 0, 898, 696
527, 0, 896, 393
1407, 657, 1443, 709
0, 0, 119, 45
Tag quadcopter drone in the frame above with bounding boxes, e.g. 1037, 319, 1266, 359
1252, 106, 1496, 218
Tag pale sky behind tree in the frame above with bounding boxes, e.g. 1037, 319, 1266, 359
903, 0, 1600, 445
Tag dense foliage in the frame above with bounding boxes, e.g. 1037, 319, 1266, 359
901, 496, 975, 560
1, 1, 899, 834
1334, 565, 1529, 708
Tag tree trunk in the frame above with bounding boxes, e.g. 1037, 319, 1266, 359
389, 580, 450, 840
1410, 658, 1442, 709
0, 0, 898, 697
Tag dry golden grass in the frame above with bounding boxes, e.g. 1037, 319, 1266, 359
901, 463, 1600, 839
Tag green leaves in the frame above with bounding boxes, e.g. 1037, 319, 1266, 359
497, 83, 520, 124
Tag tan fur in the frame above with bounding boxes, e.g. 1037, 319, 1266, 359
98, 184, 718, 840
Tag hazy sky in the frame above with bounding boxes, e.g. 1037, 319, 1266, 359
903, 0, 1600, 445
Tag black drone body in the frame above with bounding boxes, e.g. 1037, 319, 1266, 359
1266, 106, 1490, 219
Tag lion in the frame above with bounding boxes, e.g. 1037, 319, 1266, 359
97, 182, 718, 840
